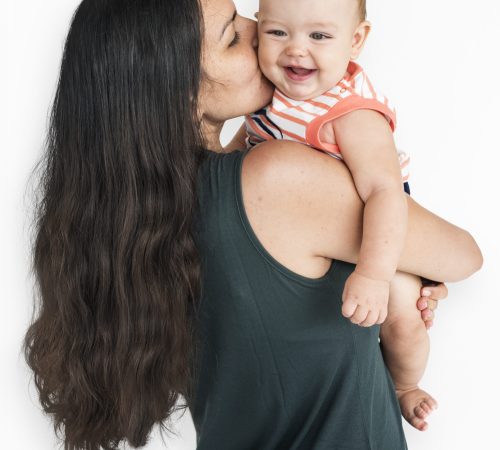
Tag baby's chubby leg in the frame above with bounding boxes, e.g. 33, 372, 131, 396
380, 271, 438, 431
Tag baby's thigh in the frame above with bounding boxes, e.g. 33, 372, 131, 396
385, 271, 423, 326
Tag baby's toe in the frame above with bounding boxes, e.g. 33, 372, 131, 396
418, 421, 429, 431
426, 396, 439, 410
420, 401, 433, 415
414, 404, 429, 419
410, 414, 428, 431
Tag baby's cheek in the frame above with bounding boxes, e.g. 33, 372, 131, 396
263, 63, 281, 88
258, 50, 277, 79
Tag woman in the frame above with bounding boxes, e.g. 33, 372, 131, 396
23, 0, 481, 449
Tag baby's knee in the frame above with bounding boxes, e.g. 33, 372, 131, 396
389, 271, 422, 301
382, 313, 426, 343
385, 272, 423, 323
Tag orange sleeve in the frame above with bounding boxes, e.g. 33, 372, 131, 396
305, 95, 397, 154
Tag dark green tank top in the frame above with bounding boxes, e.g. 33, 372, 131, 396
188, 149, 407, 450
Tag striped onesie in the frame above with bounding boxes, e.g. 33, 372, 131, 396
245, 61, 410, 183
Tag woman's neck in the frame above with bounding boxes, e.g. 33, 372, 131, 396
201, 118, 224, 153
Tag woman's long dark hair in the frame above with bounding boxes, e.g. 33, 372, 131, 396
23, 0, 206, 448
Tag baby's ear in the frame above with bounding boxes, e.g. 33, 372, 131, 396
254, 11, 260, 20
350, 20, 371, 60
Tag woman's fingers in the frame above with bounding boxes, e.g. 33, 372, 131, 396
418, 302, 435, 326
417, 282, 447, 329
417, 297, 437, 311
421, 309, 434, 329
420, 282, 448, 301
419, 298, 438, 311
428, 299, 438, 311
417, 297, 428, 310
421, 308, 434, 321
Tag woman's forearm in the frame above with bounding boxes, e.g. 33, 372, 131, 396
399, 196, 483, 282
321, 153, 483, 282
322, 194, 483, 283
338, 185, 484, 283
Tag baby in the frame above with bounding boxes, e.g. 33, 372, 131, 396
244, 0, 439, 432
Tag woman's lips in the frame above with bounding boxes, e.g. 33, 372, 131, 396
284, 66, 317, 81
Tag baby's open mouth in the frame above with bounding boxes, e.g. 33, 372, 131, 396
284, 66, 317, 81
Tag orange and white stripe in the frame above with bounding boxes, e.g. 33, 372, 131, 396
244, 61, 410, 180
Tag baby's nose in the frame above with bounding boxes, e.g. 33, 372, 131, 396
285, 42, 307, 58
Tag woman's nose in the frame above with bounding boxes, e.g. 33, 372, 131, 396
252, 33, 258, 49
242, 16, 258, 48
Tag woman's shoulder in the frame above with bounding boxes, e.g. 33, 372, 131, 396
200, 142, 326, 191
241, 140, 358, 217
240, 140, 362, 275
242, 140, 325, 178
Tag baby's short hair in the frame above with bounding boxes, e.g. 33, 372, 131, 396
358, 0, 367, 21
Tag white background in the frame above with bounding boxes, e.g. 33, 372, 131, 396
2, 0, 499, 448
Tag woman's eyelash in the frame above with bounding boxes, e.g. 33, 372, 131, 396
229, 31, 240, 47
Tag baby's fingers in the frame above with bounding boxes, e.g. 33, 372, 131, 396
376, 307, 388, 325
342, 298, 358, 318
350, 305, 369, 325
359, 309, 381, 327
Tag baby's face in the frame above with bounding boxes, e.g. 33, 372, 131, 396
257, 0, 364, 100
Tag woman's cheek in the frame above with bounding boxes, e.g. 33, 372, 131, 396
238, 52, 259, 83
244, 45, 259, 71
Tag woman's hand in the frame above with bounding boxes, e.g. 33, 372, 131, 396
416, 283, 448, 329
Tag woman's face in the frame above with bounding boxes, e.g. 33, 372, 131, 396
199, 0, 273, 124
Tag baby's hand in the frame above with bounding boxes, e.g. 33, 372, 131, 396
341, 271, 390, 327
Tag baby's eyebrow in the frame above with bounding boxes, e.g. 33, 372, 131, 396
220, 10, 237, 40
260, 18, 338, 31
309, 21, 338, 30
259, 18, 289, 28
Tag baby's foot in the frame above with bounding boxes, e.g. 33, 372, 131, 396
395, 386, 438, 431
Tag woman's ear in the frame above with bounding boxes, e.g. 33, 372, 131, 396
350, 21, 371, 60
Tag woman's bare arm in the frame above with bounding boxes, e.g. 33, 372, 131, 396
242, 140, 483, 283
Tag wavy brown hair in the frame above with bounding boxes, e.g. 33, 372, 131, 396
22, 0, 206, 448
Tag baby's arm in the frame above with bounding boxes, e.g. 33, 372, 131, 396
329, 109, 408, 326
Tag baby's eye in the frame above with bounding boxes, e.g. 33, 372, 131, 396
267, 30, 287, 37
310, 32, 330, 40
